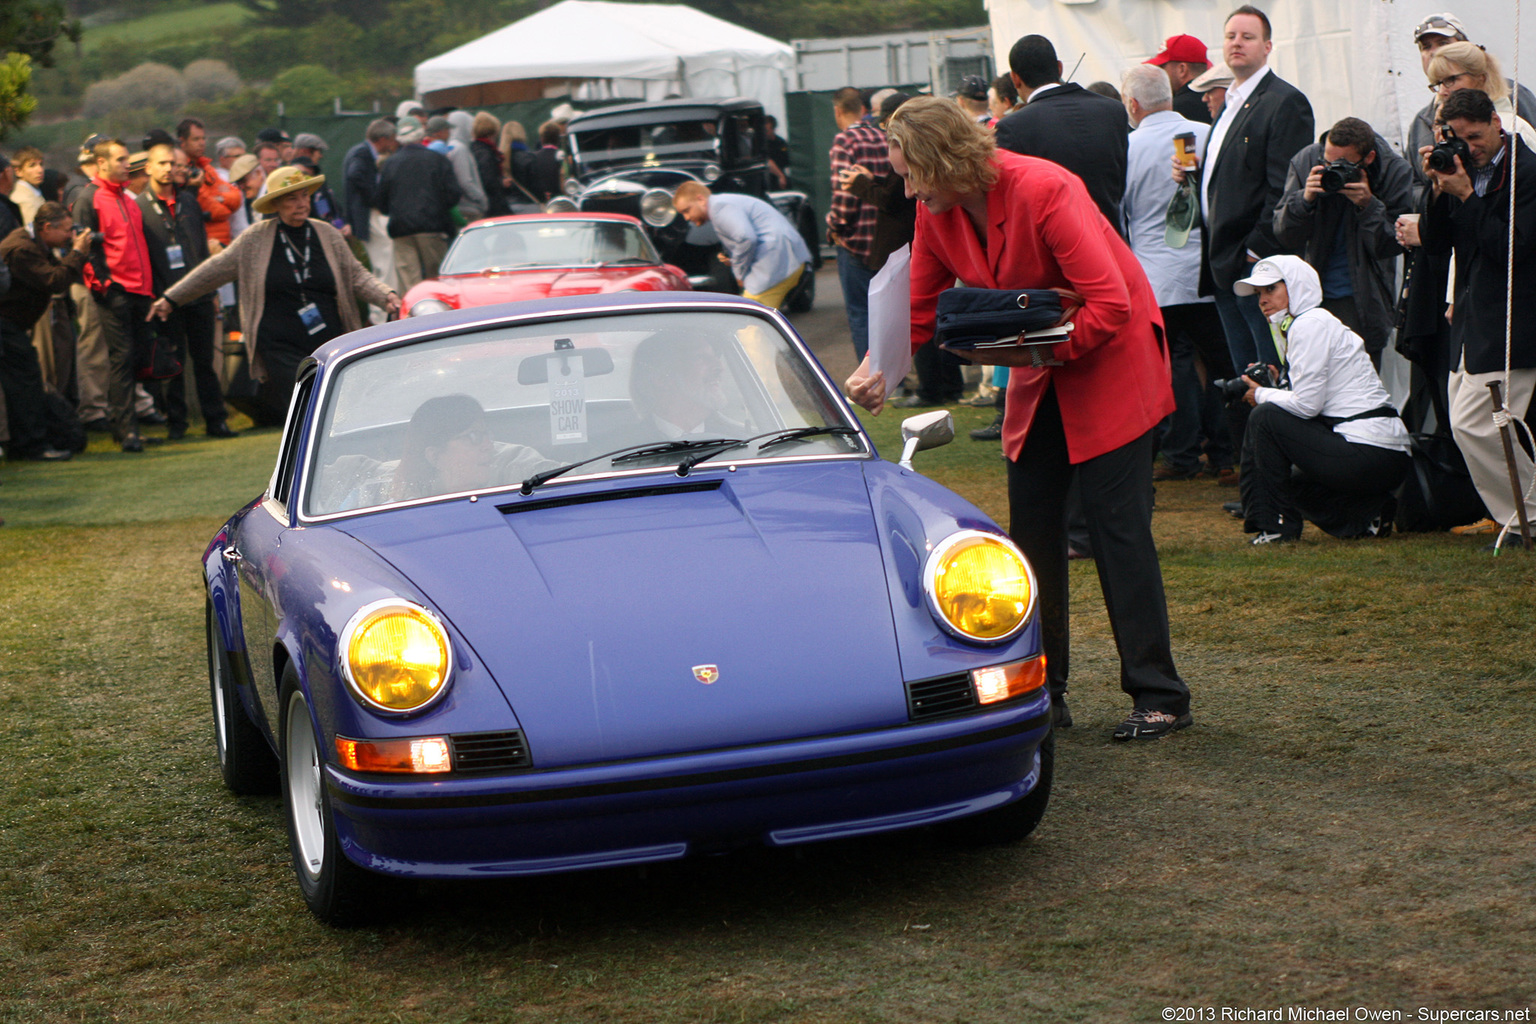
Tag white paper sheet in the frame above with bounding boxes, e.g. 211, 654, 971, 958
865, 244, 912, 399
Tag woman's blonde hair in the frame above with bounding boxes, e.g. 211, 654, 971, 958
1428, 42, 1509, 103
471, 111, 500, 140
884, 95, 997, 196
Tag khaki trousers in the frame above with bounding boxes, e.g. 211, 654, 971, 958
72, 282, 109, 422
1448, 361, 1536, 531
392, 233, 448, 294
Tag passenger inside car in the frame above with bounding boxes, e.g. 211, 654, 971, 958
629, 335, 748, 438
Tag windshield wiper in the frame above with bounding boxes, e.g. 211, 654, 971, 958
676, 426, 862, 475
519, 437, 742, 495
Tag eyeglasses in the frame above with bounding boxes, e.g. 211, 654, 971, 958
1430, 72, 1471, 91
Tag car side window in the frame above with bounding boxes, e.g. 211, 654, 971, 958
271, 374, 317, 514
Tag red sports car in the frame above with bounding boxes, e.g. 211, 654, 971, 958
401, 213, 691, 317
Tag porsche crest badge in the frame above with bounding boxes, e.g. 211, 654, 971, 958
692, 664, 719, 685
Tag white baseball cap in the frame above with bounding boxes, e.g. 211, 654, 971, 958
1234, 258, 1286, 295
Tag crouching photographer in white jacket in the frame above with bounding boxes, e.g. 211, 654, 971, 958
1233, 255, 1412, 545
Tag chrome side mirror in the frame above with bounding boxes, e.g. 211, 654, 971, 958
898, 410, 954, 470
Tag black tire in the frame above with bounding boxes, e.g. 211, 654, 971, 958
944, 731, 1054, 845
207, 598, 277, 795
785, 263, 815, 314
278, 664, 388, 925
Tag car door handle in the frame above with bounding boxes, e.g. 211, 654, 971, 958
222, 547, 243, 565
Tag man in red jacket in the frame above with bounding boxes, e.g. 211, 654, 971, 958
72, 139, 159, 451
177, 117, 242, 248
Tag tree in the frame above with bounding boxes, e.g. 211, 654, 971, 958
0, 52, 37, 141
0, 0, 81, 68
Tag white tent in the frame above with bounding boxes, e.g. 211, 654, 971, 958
414, 0, 795, 126
986, 0, 1535, 160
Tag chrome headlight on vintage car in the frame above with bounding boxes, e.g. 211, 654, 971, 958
563, 177, 583, 197
407, 298, 453, 317
923, 531, 1036, 644
640, 187, 678, 227
339, 599, 454, 713
701, 163, 722, 183
545, 197, 578, 213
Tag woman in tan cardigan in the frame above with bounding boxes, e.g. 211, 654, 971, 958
150, 166, 400, 425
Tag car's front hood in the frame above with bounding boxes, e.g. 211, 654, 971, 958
337, 463, 905, 768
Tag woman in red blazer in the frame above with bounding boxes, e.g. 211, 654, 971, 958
847, 96, 1191, 741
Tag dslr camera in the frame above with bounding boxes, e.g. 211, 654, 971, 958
1427, 127, 1473, 174
1319, 158, 1362, 193
1214, 362, 1282, 405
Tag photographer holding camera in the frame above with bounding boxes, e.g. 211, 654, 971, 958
1420, 87, 1536, 542
1230, 255, 1411, 545
1274, 117, 1414, 369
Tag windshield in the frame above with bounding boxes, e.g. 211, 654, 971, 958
303, 309, 863, 518
440, 219, 658, 274
571, 119, 721, 170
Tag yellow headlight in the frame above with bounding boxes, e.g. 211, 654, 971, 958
341, 602, 452, 712
925, 532, 1035, 643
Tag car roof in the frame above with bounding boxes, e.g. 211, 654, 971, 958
305, 292, 779, 372
566, 98, 761, 132
460, 212, 646, 230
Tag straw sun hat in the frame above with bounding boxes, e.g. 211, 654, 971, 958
252, 165, 325, 215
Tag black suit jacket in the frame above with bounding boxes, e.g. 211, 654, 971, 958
1198, 69, 1314, 293
1422, 135, 1536, 373
1172, 84, 1212, 125
343, 140, 380, 243
136, 186, 212, 304
994, 82, 1130, 232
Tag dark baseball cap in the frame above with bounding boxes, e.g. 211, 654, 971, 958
955, 75, 989, 100
256, 127, 293, 144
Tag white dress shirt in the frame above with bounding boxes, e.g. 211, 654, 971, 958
1201, 64, 1271, 221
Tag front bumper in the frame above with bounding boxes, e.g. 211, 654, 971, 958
328, 690, 1050, 878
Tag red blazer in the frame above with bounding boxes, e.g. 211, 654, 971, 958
910, 150, 1174, 463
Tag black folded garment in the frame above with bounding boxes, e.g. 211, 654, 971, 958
935, 287, 1065, 350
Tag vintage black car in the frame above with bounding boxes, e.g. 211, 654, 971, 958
549, 98, 822, 311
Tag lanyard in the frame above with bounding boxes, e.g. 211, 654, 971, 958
279, 224, 314, 300
149, 193, 181, 245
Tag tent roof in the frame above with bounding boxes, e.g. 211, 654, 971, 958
415, 0, 794, 95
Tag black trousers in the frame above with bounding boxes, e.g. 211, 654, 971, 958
1007, 386, 1189, 715
912, 340, 965, 402
0, 317, 51, 456
159, 300, 227, 431
1160, 302, 1240, 473
92, 287, 155, 441
1238, 402, 1411, 538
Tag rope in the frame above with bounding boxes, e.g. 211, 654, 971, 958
1495, 0, 1536, 553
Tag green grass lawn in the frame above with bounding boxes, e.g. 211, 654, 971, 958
79, 2, 255, 53
1, 410, 1534, 1022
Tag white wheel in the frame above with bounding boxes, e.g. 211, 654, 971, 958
278, 665, 387, 924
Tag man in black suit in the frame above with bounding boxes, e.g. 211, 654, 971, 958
343, 118, 400, 317
994, 34, 1130, 233
1182, 4, 1314, 376
137, 142, 232, 439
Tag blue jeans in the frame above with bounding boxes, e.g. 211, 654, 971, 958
1211, 287, 1279, 372
836, 248, 875, 362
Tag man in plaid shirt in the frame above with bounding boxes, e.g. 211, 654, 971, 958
827, 87, 891, 361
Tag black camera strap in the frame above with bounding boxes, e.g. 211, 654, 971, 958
1318, 405, 1399, 427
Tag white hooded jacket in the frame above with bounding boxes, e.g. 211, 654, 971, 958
1245, 255, 1411, 454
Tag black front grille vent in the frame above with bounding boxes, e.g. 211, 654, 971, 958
906, 672, 976, 721
449, 730, 532, 773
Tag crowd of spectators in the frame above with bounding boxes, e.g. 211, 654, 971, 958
0, 101, 573, 511
834, 7, 1535, 555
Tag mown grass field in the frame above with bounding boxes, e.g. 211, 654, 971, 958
78, 3, 255, 54
1, 404, 1533, 1023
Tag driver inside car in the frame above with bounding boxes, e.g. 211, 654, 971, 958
318, 394, 559, 512
629, 334, 747, 438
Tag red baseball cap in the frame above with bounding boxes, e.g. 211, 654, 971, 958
1147, 34, 1210, 66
